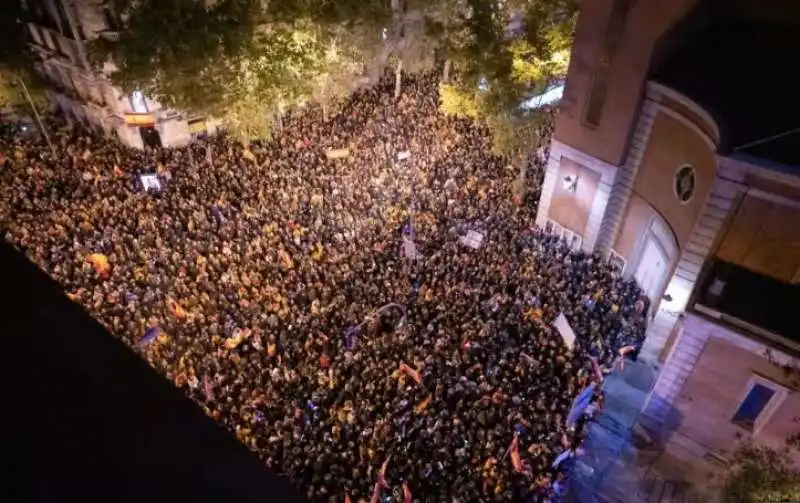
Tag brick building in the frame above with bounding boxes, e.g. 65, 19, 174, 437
21, 0, 220, 148
541, 0, 800, 485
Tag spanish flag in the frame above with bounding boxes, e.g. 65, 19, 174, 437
399, 362, 422, 384
279, 250, 294, 269
311, 243, 324, 261
510, 435, 524, 473
414, 394, 432, 414
525, 307, 543, 321
168, 299, 189, 319
402, 482, 412, 503
378, 455, 391, 485
87, 253, 110, 277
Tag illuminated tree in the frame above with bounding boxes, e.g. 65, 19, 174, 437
715, 353, 800, 503
436, 0, 575, 160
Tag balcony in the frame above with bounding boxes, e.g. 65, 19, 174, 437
693, 259, 800, 347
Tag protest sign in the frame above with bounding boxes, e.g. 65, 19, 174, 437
553, 312, 576, 350
140, 174, 162, 192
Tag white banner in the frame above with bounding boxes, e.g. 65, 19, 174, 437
325, 148, 350, 160
403, 235, 419, 260
459, 230, 484, 250
140, 174, 162, 192
397, 151, 411, 161
553, 312, 576, 350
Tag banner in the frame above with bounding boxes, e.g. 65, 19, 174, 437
140, 174, 162, 192
459, 230, 484, 250
403, 235, 418, 260
397, 150, 411, 161
553, 312, 576, 350
325, 148, 350, 160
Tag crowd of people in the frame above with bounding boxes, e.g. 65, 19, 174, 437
0, 71, 649, 502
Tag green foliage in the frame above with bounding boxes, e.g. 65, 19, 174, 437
720, 443, 800, 503
438, 83, 479, 119
0, 0, 47, 112
432, 0, 574, 157
94, 0, 574, 143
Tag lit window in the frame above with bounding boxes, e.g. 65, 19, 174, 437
130, 90, 148, 113
731, 376, 788, 434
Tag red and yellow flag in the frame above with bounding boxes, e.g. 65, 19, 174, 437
510, 435, 524, 473
402, 482, 412, 503
168, 299, 189, 319
414, 395, 432, 414
399, 362, 422, 384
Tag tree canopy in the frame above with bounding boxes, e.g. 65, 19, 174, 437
719, 443, 800, 503
0, 0, 46, 113
93, 0, 576, 142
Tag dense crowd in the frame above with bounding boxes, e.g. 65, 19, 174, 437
0, 72, 648, 502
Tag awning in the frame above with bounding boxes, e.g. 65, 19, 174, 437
188, 119, 207, 134
124, 113, 156, 126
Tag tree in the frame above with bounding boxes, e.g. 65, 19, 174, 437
0, 0, 47, 113
309, 41, 363, 121
718, 443, 800, 503
435, 0, 575, 159
714, 352, 800, 503
94, 0, 376, 140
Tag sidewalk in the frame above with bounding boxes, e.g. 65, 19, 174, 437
565, 359, 698, 503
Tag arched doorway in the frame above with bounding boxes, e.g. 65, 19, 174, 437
630, 212, 679, 308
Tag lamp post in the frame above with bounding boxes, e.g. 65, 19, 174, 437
16, 76, 55, 156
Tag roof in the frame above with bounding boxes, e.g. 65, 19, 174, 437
650, 1, 800, 169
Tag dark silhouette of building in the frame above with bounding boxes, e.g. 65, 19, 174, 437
0, 241, 305, 503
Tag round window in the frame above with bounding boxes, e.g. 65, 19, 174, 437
674, 164, 696, 204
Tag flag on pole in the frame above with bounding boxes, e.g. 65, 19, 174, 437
414, 395, 432, 414
168, 298, 189, 319
509, 434, 525, 473
378, 455, 392, 487
402, 482, 412, 503
399, 362, 422, 384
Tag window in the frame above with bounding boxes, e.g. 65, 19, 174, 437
546, 220, 583, 251
584, 65, 610, 128
103, 6, 121, 31
608, 249, 626, 274
731, 376, 788, 434
583, 0, 631, 128
601, 0, 632, 64
54, 0, 76, 39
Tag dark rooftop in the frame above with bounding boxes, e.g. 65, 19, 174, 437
650, 0, 800, 169
0, 241, 305, 503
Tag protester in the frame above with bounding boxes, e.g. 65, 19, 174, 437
0, 71, 647, 502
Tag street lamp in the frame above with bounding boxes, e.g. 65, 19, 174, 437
16, 75, 56, 156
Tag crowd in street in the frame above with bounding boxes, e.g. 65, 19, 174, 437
0, 72, 649, 502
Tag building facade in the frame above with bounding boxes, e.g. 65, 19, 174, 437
543, 0, 800, 484
21, 0, 219, 148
